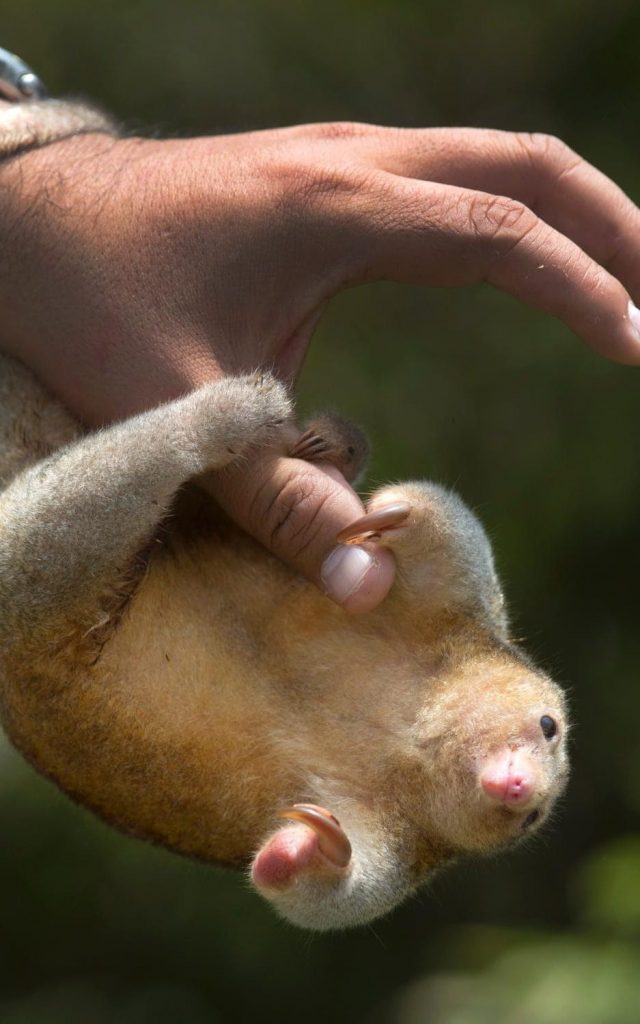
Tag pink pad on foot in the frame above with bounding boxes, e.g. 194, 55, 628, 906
251, 826, 322, 890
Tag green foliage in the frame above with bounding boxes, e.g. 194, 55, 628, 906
388, 838, 640, 1023
576, 837, 640, 936
390, 933, 640, 1024
0, 1, 639, 1020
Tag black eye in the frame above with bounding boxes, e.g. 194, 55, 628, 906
540, 715, 557, 740
522, 809, 540, 829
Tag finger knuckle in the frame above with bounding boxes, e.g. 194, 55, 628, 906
306, 120, 378, 142
249, 468, 329, 560
515, 132, 582, 178
578, 261, 610, 299
551, 259, 610, 324
273, 157, 376, 216
467, 193, 538, 250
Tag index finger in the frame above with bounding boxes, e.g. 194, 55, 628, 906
338, 173, 640, 364
343, 126, 640, 300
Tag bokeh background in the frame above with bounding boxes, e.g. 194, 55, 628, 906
1, 2, 640, 1021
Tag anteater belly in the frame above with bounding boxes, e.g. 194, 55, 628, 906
0, 536, 293, 866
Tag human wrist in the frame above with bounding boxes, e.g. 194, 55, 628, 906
0, 128, 228, 425
0, 128, 127, 415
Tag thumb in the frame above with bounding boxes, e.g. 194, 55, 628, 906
202, 451, 396, 613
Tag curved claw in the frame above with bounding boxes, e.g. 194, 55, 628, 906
278, 803, 352, 868
336, 502, 411, 545
289, 430, 333, 462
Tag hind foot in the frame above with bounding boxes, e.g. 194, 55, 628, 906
337, 481, 507, 630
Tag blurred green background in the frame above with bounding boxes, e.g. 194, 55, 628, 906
2, 1, 640, 1021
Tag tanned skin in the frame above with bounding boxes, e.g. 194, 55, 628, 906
0, 353, 568, 931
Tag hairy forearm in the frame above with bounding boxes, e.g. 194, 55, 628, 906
0, 98, 117, 161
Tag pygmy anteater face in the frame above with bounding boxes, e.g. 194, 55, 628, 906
412, 659, 570, 858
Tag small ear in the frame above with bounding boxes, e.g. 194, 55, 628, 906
336, 502, 411, 545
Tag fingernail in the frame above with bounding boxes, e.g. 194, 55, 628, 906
321, 545, 375, 604
628, 300, 640, 340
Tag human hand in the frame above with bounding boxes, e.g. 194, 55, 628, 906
1, 121, 639, 611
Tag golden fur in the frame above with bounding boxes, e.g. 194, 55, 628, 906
0, 354, 569, 930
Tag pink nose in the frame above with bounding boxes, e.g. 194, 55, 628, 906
481, 771, 532, 804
